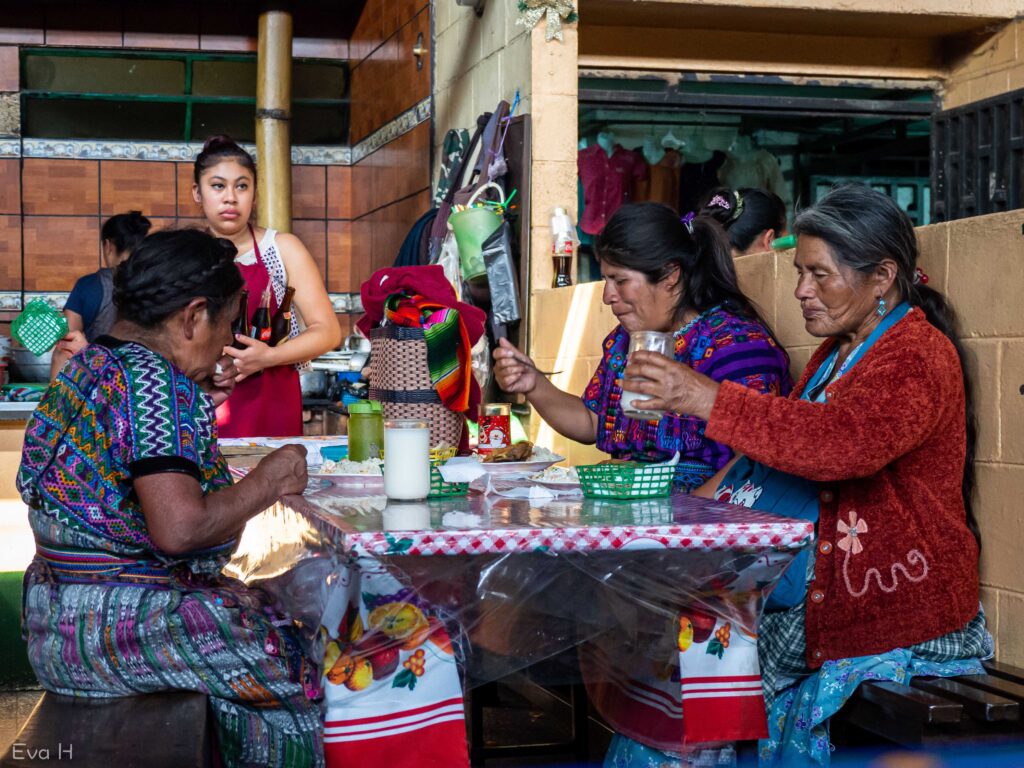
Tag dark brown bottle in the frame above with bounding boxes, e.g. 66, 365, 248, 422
250, 288, 272, 343
268, 286, 295, 347
231, 289, 250, 349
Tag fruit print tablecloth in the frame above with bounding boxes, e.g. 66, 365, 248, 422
259, 486, 813, 762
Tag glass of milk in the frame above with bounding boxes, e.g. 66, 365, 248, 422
383, 419, 431, 500
620, 330, 674, 420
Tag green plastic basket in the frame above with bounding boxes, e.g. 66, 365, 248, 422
12, 299, 68, 356
577, 463, 675, 500
428, 461, 469, 498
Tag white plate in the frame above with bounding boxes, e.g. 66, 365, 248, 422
475, 457, 563, 476
314, 473, 385, 488
535, 479, 581, 490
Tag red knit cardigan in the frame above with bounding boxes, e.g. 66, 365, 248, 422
706, 308, 979, 667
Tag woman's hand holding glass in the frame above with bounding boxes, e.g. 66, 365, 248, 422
621, 350, 720, 421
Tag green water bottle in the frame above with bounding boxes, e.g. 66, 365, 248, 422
771, 234, 797, 250
348, 400, 384, 461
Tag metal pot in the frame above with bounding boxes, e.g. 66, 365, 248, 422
12, 346, 52, 383
300, 369, 327, 398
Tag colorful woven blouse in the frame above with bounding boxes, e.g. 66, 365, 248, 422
19, 337, 232, 561
582, 304, 791, 490
17, 338, 323, 766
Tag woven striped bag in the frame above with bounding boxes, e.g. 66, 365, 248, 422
368, 325, 465, 449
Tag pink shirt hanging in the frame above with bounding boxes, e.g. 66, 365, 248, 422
578, 144, 647, 236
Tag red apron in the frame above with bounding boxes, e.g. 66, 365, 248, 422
216, 228, 303, 438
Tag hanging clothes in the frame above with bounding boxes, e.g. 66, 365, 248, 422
633, 148, 683, 210
719, 148, 790, 204
678, 150, 727, 215
578, 143, 647, 236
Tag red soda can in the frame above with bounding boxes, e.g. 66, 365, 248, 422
478, 403, 511, 454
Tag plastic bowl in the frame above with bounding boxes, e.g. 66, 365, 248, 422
320, 445, 349, 462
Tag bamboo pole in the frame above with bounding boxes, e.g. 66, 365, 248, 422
256, 7, 293, 233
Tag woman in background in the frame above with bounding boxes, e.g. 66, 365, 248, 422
700, 187, 786, 257
51, 211, 151, 377
192, 135, 341, 437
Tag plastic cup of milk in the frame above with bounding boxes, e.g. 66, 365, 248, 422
383, 419, 431, 500
621, 330, 673, 421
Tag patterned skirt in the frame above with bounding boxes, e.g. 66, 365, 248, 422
22, 560, 323, 768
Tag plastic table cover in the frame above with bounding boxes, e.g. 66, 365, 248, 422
228, 481, 813, 762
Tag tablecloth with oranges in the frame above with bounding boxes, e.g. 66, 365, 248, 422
271, 486, 813, 763
318, 548, 470, 768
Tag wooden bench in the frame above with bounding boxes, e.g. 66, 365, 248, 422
832, 660, 1024, 748
0, 691, 214, 768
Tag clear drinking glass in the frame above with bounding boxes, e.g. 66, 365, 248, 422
620, 330, 673, 420
383, 419, 431, 500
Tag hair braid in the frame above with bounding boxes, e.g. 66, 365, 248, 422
113, 229, 244, 328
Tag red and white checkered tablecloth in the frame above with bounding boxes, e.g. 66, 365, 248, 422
292, 488, 813, 557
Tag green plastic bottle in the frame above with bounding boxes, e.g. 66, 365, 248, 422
348, 400, 384, 461
771, 234, 797, 250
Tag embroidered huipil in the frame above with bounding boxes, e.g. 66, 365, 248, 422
583, 304, 791, 490
706, 309, 978, 667
18, 340, 323, 767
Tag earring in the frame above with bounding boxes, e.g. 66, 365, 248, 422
877, 297, 887, 317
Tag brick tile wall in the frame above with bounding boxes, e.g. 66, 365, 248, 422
0, 2, 350, 57
0, 1, 430, 333
7, 156, 359, 319
22, 159, 100, 216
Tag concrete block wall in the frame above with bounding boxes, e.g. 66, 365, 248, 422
529, 210, 1024, 662
431, 3, 579, 299
432, 0, 532, 172
943, 19, 1024, 110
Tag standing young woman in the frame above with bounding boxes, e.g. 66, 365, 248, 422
193, 135, 341, 437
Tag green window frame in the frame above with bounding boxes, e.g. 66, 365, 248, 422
20, 48, 350, 145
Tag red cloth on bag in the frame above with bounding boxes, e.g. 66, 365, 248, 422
358, 265, 487, 420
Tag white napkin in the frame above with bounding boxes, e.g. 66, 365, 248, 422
656, 451, 681, 467
437, 456, 487, 483
484, 476, 555, 504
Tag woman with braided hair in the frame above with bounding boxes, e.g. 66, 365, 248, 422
193, 134, 341, 437
19, 229, 323, 767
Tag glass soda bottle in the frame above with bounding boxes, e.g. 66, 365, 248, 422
250, 288, 273, 342
231, 289, 250, 350
268, 286, 295, 347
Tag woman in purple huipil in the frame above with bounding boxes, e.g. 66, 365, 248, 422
494, 202, 791, 491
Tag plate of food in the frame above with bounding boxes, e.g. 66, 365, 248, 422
529, 464, 581, 489
313, 457, 385, 487
474, 442, 564, 476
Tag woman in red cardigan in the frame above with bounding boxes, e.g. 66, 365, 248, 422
619, 185, 990, 766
